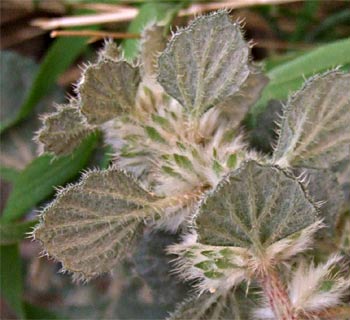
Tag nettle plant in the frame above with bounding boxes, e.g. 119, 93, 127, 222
33, 11, 350, 320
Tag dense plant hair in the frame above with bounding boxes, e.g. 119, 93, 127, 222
34, 11, 350, 319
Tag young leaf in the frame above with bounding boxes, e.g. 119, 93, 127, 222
272, 71, 350, 169
34, 168, 166, 280
196, 161, 319, 250
36, 104, 95, 156
157, 11, 250, 115
140, 24, 166, 79
1, 134, 97, 222
79, 60, 141, 124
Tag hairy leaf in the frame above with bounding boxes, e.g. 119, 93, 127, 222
196, 161, 318, 250
272, 71, 350, 169
36, 104, 95, 156
79, 60, 141, 124
157, 11, 250, 115
98, 40, 120, 62
34, 169, 166, 280
141, 24, 166, 78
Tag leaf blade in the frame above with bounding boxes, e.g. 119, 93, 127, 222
157, 11, 251, 115
196, 161, 319, 249
34, 169, 164, 280
79, 60, 141, 124
272, 71, 350, 169
36, 104, 95, 156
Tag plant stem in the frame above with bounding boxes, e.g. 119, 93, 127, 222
260, 268, 296, 320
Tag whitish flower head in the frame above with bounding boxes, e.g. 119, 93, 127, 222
254, 254, 350, 319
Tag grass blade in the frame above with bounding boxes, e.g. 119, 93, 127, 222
0, 244, 25, 319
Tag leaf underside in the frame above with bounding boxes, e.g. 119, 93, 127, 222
196, 161, 318, 249
36, 104, 94, 156
157, 11, 250, 115
273, 71, 350, 169
79, 60, 141, 124
34, 169, 161, 280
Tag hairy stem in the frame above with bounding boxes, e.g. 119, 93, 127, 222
260, 268, 296, 320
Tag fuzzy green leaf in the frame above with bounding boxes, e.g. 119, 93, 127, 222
273, 71, 350, 169
34, 169, 165, 280
36, 104, 95, 156
141, 24, 166, 78
79, 60, 141, 124
196, 161, 318, 249
157, 11, 250, 115
98, 40, 120, 62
